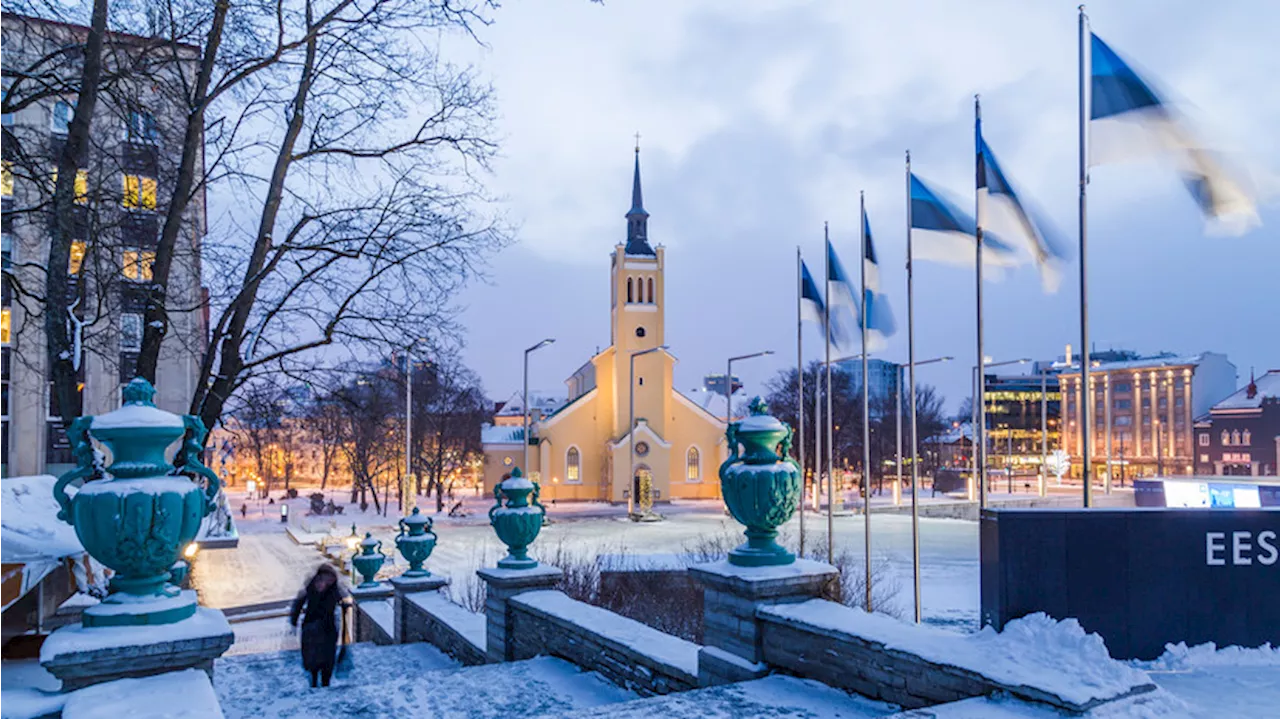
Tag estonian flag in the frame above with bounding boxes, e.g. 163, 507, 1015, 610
825, 239, 859, 355
977, 122, 1069, 293
909, 173, 1019, 268
800, 259, 826, 326
860, 208, 896, 352
1090, 32, 1259, 234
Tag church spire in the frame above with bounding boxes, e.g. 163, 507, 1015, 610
625, 137, 655, 256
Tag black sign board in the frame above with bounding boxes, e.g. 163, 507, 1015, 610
981, 508, 1280, 660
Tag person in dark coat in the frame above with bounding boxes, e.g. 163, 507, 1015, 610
289, 564, 348, 687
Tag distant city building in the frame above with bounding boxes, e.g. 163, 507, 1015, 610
1193, 370, 1280, 477
838, 358, 900, 410
1, 14, 207, 476
1058, 352, 1237, 479
983, 373, 1061, 472
702, 374, 741, 398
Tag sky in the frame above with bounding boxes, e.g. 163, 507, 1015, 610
447, 0, 1280, 411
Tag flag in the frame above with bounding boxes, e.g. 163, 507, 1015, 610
1090, 32, 1259, 234
799, 260, 826, 326
860, 208, 896, 351
909, 173, 1020, 268
977, 122, 1069, 293
825, 239, 859, 355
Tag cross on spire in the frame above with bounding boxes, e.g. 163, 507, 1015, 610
634, 131, 641, 153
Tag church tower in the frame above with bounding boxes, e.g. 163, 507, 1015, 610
609, 145, 670, 440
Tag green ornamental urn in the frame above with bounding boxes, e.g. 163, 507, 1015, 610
51, 377, 221, 626
395, 507, 438, 578
352, 533, 386, 588
719, 397, 801, 567
489, 468, 547, 570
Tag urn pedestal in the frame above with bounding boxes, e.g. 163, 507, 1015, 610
719, 398, 802, 567
488, 468, 547, 570
395, 507, 438, 578
352, 532, 387, 588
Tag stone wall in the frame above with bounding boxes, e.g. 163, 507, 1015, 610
507, 590, 699, 697
354, 600, 394, 646
401, 592, 487, 666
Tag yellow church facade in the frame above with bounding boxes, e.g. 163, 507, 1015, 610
481, 151, 726, 504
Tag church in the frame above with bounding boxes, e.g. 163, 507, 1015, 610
481, 150, 727, 504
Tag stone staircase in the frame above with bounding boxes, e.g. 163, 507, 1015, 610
214, 642, 893, 719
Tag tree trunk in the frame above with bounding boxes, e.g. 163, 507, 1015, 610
45, 0, 108, 428
136, 0, 231, 381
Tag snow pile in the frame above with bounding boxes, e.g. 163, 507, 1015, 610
1, 475, 84, 563
41, 607, 232, 662
61, 669, 223, 719
408, 592, 486, 651
1139, 641, 1280, 671
765, 602, 1152, 708
91, 403, 183, 429
0, 689, 69, 719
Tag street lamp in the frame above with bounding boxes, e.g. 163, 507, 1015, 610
725, 351, 775, 423
404, 339, 429, 512
972, 357, 1030, 507
629, 345, 669, 516
523, 339, 556, 477
896, 356, 952, 497
345, 524, 359, 583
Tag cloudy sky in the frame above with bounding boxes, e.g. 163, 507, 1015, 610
449, 0, 1279, 409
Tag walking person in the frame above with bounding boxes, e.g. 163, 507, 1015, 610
289, 564, 349, 687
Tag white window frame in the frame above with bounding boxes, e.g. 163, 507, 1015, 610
1198, 433, 1209, 447
50, 99, 74, 134
686, 445, 701, 483
565, 445, 582, 484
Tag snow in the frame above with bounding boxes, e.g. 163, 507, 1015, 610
359, 599, 395, 639
1129, 642, 1280, 718
41, 607, 232, 662
492, 505, 542, 515
477, 565, 564, 582
91, 403, 184, 430
1140, 641, 1280, 670
514, 589, 700, 678
61, 669, 223, 719
691, 557, 836, 582
1, 475, 85, 563
0, 689, 69, 719
77, 477, 202, 497
501, 476, 535, 490
596, 553, 688, 572
1213, 370, 1280, 409
550, 675, 894, 718
407, 592, 486, 651
762, 602, 1152, 708
84, 590, 194, 615
737, 414, 784, 432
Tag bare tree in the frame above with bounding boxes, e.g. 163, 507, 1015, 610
225, 379, 285, 496
328, 366, 398, 513
409, 356, 488, 512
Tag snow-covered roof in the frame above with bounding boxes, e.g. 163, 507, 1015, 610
1212, 370, 1280, 412
2, 475, 88, 611
1058, 353, 1207, 374
496, 391, 567, 417
925, 423, 973, 445
481, 424, 525, 445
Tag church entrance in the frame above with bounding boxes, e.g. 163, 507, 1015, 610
632, 465, 653, 512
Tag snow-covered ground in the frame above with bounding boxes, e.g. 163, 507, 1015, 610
204, 494, 981, 628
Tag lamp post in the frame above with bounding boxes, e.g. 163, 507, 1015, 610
523, 338, 556, 478
972, 357, 1030, 507
899, 355, 951, 624
346, 523, 359, 583
404, 340, 428, 512
896, 356, 951, 498
725, 351, 774, 424
629, 345, 669, 515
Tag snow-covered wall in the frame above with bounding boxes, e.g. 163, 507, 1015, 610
401, 592, 487, 666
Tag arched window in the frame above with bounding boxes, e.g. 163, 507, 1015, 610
566, 447, 581, 483
626, 277, 634, 303
647, 278, 655, 304
686, 447, 700, 482
1242, 430, 1251, 446
1222, 430, 1230, 446
638, 277, 646, 303
1232, 430, 1241, 446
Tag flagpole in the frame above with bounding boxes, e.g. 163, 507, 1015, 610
974, 94, 988, 509
824, 222, 835, 563
1078, 4, 1093, 508
814, 346, 822, 517
797, 246, 806, 558
858, 192, 873, 611
906, 150, 922, 623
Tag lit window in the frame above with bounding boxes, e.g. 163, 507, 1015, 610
686, 447, 700, 482
1199, 433, 1209, 447
52, 168, 89, 204
1200, 454, 1209, 464
1232, 430, 1240, 446
120, 313, 142, 351
123, 249, 155, 281
69, 241, 86, 274
1242, 430, 1251, 446
1221, 430, 1230, 445
128, 110, 158, 144
1, 308, 10, 344
1, 161, 12, 197
566, 447, 580, 483
122, 174, 157, 210
51, 100, 74, 134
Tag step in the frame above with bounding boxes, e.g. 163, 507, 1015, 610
214, 645, 633, 719
543, 675, 896, 718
